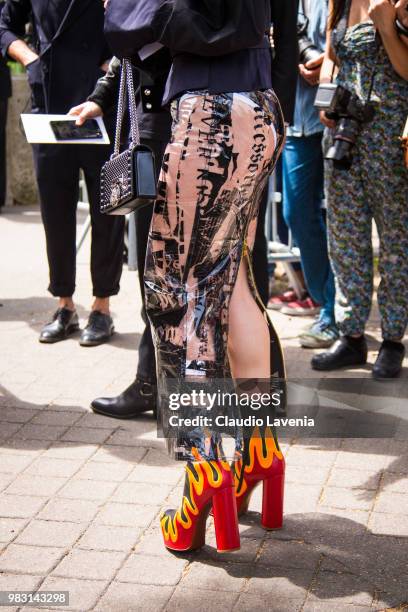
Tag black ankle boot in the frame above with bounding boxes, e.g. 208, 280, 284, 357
91, 379, 157, 418
373, 341, 405, 380
311, 335, 368, 371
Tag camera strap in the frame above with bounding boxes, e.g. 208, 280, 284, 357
298, 0, 309, 35
365, 38, 380, 105
337, 0, 353, 43
327, 0, 351, 83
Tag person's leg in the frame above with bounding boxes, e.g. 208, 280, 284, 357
370, 142, 408, 344
81, 146, 125, 305
328, 155, 373, 336
149, 91, 285, 552
312, 137, 372, 370
34, 145, 79, 299
0, 99, 7, 209
79, 145, 125, 346
145, 90, 285, 440
368, 115, 408, 378
33, 144, 81, 342
91, 139, 168, 417
266, 158, 306, 310
376, 222, 408, 343
282, 133, 335, 326
252, 185, 270, 306
134, 139, 168, 385
228, 256, 271, 378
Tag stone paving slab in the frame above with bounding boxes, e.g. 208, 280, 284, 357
0, 207, 408, 611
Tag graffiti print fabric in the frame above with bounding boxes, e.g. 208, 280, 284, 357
144, 90, 285, 461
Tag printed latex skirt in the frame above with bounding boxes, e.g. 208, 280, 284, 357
144, 90, 286, 461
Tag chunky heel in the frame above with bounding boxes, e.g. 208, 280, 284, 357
233, 431, 285, 530
261, 473, 284, 530
212, 486, 240, 552
161, 460, 240, 553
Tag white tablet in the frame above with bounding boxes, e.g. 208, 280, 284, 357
20, 114, 110, 145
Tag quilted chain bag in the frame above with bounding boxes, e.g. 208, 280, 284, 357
100, 59, 157, 215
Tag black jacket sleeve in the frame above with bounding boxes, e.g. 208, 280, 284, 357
0, 0, 32, 58
87, 56, 122, 114
270, 0, 299, 125
0, 2, 12, 98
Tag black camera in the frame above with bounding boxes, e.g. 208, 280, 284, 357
316, 85, 375, 170
297, 19, 322, 65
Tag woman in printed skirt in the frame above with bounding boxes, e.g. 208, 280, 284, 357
105, 0, 298, 553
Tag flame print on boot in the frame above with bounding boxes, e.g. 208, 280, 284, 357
234, 427, 285, 530
160, 459, 240, 552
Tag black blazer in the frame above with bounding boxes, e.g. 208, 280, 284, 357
0, 0, 111, 112
104, 0, 298, 124
0, 1, 11, 99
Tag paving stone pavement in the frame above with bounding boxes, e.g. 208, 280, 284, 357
0, 207, 407, 612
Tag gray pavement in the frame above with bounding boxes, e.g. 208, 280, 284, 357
0, 206, 407, 612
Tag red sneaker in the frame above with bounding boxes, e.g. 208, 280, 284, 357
280, 297, 321, 316
267, 290, 298, 311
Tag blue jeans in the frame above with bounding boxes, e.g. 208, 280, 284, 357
282, 133, 335, 326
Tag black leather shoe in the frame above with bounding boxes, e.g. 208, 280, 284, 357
311, 336, 368, 371
39, 308, 79, 343
91, 379, 157, 418
80, 311, 114, 346
373, 341, 405, 380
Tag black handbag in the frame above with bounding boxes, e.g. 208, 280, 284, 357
100, 59, 157, 216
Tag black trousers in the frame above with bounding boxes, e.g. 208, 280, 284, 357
133, 136, 271, 384
32, 143, 125, 297
253, 186, 270, 306
0, 99, 7, 208
134, 138, 168, 384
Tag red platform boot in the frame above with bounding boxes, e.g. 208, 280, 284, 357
160, 459, 241, 553
234, 428, 285, 530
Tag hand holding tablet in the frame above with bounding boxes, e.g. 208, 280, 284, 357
20, 114, 110, 145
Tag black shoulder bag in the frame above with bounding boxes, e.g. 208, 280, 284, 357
100, 59, 157, 216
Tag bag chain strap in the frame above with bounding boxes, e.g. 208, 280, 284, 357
112, 59, 141, 158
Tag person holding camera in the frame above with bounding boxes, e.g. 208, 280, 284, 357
312, 0, 408, 378
277, 0, 338, 349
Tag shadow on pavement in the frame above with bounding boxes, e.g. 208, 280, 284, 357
1, 385, 408, 608
0, 298, 142, 350
0, 297, 89, 331
172, 512, 407, 609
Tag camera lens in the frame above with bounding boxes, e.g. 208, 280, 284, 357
325, 118, 360, 170
335, 118, 360, 143
298, 36, 322, 65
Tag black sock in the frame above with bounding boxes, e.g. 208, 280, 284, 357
382, 340, 405, 353
344, 335, 365, 348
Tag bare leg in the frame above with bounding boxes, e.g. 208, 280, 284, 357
58, 297, 75, 311
92, 297, 110, 314
228, 258, 270, 379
